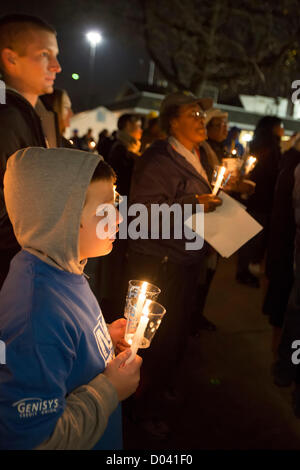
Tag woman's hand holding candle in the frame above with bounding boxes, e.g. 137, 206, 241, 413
195, 194, 222, 213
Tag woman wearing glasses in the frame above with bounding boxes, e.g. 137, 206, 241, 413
124, 92, 221, 438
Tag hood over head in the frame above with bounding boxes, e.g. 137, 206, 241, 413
4, 147, 101, 275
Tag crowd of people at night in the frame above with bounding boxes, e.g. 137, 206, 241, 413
1, 13, 300, 450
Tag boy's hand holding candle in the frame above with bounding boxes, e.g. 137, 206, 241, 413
104, 349, 142, 401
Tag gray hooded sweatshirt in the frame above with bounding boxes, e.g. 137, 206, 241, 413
3, 147, 118, 450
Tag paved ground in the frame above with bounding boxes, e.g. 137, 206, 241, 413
123, 255, 300, 450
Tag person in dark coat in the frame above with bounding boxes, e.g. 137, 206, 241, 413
96, 129, 110, 160
70, 129, 81, 149
272, 163, 300, 417
96, 130, 117, 162
264, 141, 300, 357
140, 117, 166, 154
236, 116, 283, 287
192, 112, 253, 334
80, 128, 96, 152
108, 114, 142, 196
224, 126, 244, 157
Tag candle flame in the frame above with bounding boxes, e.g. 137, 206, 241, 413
248, 156, 256, 165
141, 281, 148, 294
113, 184, 118, 206
220, 166, 226, 177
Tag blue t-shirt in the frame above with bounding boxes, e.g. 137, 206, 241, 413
0, 250, 122, 450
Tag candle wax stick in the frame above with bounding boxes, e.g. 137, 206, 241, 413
212, 167, 226, 196
244, 156, 257, 175
126, 314, 149, 365
135, 293, 146, 318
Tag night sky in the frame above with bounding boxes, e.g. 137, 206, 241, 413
1, 0, 150, 112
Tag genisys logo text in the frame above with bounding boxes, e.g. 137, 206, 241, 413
12, 397, 59, 418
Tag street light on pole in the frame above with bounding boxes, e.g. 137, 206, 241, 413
86, 31, 102, 108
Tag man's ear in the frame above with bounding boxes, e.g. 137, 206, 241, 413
1, 48, 18, 69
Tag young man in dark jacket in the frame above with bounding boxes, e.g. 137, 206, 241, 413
0, 14, 61, 287
108, 114, 142, 197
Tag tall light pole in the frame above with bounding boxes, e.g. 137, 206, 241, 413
86, 31, 102, 108
148, 60, 155, 86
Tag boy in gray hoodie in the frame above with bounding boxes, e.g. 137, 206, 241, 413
0, 146, 141, 450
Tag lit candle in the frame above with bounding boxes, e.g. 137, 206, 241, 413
231, 149, 237, 156
126, 300, 151, 364
243, 156, 257, 175
212, 166, 226, 196
88, 140, 96, 150
135, 281, 148, 317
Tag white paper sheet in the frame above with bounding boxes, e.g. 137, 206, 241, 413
185, 191, 263, 258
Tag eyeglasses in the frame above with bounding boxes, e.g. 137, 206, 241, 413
178, 110, 206, 120
188, 110, 206, 120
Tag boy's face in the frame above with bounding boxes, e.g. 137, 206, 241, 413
79, 179, 121, 260
2, 28, 61, 96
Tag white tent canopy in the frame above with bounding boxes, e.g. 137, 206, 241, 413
65, 106, 118, 139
